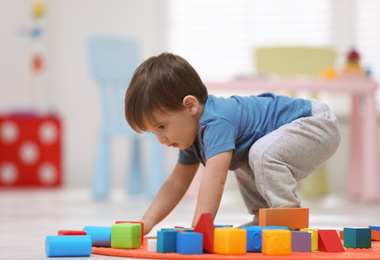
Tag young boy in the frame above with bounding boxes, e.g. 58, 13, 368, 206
124, 52, 340, 235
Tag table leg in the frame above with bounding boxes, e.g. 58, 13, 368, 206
361, 93, 380, 201
348, 94, 363, 198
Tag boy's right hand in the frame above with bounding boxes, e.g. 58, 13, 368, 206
139, 218, 155, 236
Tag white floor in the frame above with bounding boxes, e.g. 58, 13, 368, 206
1, 184, 380, 260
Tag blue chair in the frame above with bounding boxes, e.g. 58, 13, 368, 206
87, 35, 164, 198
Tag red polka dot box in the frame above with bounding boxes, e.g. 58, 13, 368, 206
0, 113, 62, 187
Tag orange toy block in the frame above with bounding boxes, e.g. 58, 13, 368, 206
214, 227, 246, 255
262, 229, 291, 255
372, 230, 380, 241
318, 229, 345, 252
194, 213, 214, 253
259, 208, 309, 229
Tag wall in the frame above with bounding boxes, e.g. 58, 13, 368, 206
0, 0, 170, 188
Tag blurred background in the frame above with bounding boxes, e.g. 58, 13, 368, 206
1, 0, 379, 199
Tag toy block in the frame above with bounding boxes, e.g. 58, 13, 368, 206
215, 225, 233, 228
176, 232, 203, 255
291, 231, 311, 252
193, 213, 215, 253
111, 223, 141, 249
147, 239, 157, 252
115, 221, 144, 244
262, 229, 291, 255
214, 227, 247, 255
300, 228, 318, 251
259, 208, 309, 229
161, 228, 193, 232
0, 114, 62, 187
45, 235, 92, 257
344, 227, 371, 248
82, 226, 111, 247
157, 230, 177, 253
372, 229, 380, 241
370, 225, 380, 232
318, 229, 345, 252
262, 226, 289, 230
242, 226, 263, 252
58, 230, 87, 236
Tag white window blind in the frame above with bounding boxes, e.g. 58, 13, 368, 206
168, 0, 332, 80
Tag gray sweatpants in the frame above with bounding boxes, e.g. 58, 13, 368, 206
234, 101, 341, 216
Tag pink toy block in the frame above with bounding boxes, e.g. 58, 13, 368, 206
193, 213, 214, 253
318, 230, 345, 252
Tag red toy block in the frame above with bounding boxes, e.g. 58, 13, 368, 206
115, 221, 144, 244
259, 208, 309, 229
193, 213, 214, 253
58, 230, 87, 236
0, 114, 62, 187
318, 229, 345, 252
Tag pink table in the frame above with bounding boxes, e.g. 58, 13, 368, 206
205, 76, 380, 202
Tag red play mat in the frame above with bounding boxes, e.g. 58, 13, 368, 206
92, 238, 380, 260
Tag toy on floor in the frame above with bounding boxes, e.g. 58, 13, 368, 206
45, 208, 380, 258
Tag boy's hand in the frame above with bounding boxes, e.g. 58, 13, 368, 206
139, 218, 155, 236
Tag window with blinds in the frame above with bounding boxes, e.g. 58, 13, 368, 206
168, 0, 380, 105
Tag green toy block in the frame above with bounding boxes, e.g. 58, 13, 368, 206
111, 223, 142, 249
343, 227, 371, 249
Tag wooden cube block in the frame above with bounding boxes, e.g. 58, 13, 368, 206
259, 208, 309, 229
344, 227, 371, 248
262, 229, 291, 255
157, 230, 177, 253
291, 231, 311, 252
111, 223, 141, 249
176, 232, 203, 255
241, 226, 263, 252
300, 228, 318, 251
214, 227, 246, 255
147, 239, 157, 252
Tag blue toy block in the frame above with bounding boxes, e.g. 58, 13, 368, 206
292, 231, 312, 252
45, 235, 92, 257
344, 227, 371, 248
176, 232, 203, 255
82, 226, 111, 247
262, 226, 289, 230
242, 226, 263, 252
370, 225, 380, 232
157, 230, 177, 253
215, 225, 233, 228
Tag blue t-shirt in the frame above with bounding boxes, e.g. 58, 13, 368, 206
178, 93, 312, 170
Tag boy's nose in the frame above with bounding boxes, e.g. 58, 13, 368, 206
156, 134, 168, 144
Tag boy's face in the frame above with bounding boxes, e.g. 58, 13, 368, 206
144, 107, 199, 150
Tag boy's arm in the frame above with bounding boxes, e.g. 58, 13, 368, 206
140, 161, 199, 235
191, 150, 233, 227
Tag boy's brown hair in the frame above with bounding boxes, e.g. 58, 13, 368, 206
124, 52, 208, 133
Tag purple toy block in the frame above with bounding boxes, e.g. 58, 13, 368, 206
292, 231, 312, 252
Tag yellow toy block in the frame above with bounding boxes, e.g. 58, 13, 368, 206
262, 229, 291, 255
259, 208, 309, 229
300, 228, 318, 251
214, 227, 247, 255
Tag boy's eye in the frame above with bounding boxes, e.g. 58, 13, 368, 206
158, 125, 165, 129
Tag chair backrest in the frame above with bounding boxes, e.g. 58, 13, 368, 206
87, 36, 139, 132
255, 46, 336, 78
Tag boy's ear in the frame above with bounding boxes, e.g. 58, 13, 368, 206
182, 95, 199, 114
